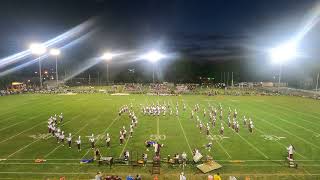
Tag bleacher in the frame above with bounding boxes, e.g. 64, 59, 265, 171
124, 83, 142, 93
149, 83, 171, 94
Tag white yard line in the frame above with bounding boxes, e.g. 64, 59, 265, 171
301, 166, 312, 175
259, 117, 320, 151
176, 116, 193, 155
0, 116, 15, 123
274, 103, 320, 120
259, 118, 320, 149
3, 158, 320, 162
0, 112, 82, 145
255, 103, 320, 136
0, 121, 47, 144
0, 171, 319, 176
210, 130, 232, 159
3, 112, 83, 158
223, 101, 308, 159
167, 100, 193, 155
81, 115, 120, 159
6, 139, 42, 158
0, 114, 42, 132
0, 162, 320, 167
210, 102, 269, 159
276, 116, 320, 136
255, 127, 307, 159
223, 120, 269, 159
244, 103, 320, 150
186, 104, 232, 159
261, 102, 319, 127
224, 101, 320, 157
157, 116, 160, 136
0, 101, 62, 132
118, 103, 143, 158
44, 123, 89, 158
0, 100, 52, 119
118, 136, 132, 158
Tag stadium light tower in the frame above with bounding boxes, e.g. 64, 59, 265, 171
142, 50, 165, 83
102, 52, 114, 85
50, 48, 61, 87
30, 43, 47, 89
269, 41, 297, 91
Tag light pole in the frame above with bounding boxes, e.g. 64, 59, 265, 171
102, 52, 114, 85
142, 50, 165, 83
269, 41, 297, 91
316, 72, 319, 92
50, 48, 61, 87
30, 43, 46, 89
152, 63, 155, 83
278, 64, 282, 91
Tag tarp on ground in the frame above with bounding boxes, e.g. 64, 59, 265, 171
196, 160, 222, 173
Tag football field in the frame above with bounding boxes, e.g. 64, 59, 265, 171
0, 94, 319, 179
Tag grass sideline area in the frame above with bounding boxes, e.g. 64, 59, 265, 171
0, 94, 319, 179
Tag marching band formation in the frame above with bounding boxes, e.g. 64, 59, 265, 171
46, 100, 295, 164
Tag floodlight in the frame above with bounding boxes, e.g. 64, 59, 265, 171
50, 48, 60, 56
29, 43, 47, 55
269, 41, 297, 64
101, 52, 115, 85
142, 50, 165, 63
102, 52, 114, 61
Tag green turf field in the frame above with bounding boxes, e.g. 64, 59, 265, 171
0, 94, 319, 179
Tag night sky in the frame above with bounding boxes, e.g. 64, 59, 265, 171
0, 0, 320, 85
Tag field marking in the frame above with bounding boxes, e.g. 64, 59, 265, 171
3, 158, 320, 162
186, 104, 232, 159
6, 139, 42, 158
0, 100, 62, 132
276, 116, 320, 137
0, 100, 60, 123
0, 104, 32, 118
244, 103, 320, 151
198, 103, 232, 159
0, 116, 15, 123
273, 103, 320, 120
0, 114, 42, 132
176, 116, 193, 155
222, 101, 309, 160
261, 102, 320, 127
157, 116, 160, 136
225, 103, 318, 159
0, 121, 47, 144
118, 102, 144, 158
225, 101, 320, 154
257, 114, 320, 150
209, 131, 232, 159
3, 112, 83, 158
81, 115, 120, 159
301, 166, 312, 176
0, 162, 320, 167
226, 121, 269, 159
167, 100, 193, 155
260, 102, 320, 132
118, 135, 132, 158
7, 113, 82, 159
209, 102, 269, 159
0, 111, 82, 145
44, 123, 89, 158
276, 102, 320, 117
255, 127, 307, 159
0, 171, 320, 176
